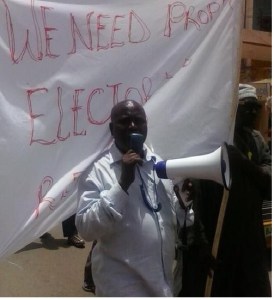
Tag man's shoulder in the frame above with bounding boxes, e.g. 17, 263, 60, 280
252, 129, 263, 137
80, 145, 115, 177
251, 129, 267, 144
92, 146, 117, 168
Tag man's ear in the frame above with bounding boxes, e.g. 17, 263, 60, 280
109, 122, 113, 136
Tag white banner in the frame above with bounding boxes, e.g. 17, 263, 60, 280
0, 0, 243, 259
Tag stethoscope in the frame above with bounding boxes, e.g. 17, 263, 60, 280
136, 162, 162, 213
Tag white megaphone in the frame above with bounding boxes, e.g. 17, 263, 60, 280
154, 143, 231, 190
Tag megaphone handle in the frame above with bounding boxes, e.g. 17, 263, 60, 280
204, 188, 230, 297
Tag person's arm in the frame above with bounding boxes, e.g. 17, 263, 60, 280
174, 179, 195, 228
253, 130, 271, 174
76, 171, 129, 242
228, 143, 271, 196
76, 150, 142, 242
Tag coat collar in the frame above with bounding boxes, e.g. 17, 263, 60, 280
109, 142, 156, 166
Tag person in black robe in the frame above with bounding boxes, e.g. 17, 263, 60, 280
180, 83, 271, 297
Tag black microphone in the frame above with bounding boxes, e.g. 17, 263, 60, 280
129, 133, 144, 155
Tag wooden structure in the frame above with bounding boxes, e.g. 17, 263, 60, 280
240, 30, 272, 82
240, 0, 271, 82
242, 29, 271, 62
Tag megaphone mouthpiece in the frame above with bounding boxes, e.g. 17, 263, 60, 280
154, 161, 168, 179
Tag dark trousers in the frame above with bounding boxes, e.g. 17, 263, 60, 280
84, 241, 97, 286
62, 214, 77, 237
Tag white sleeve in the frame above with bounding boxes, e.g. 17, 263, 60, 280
76, 171, 129, 241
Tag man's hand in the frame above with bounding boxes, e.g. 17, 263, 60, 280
182, 178, 195, 200
119, 150, 143, 192
174, 178, 195, 209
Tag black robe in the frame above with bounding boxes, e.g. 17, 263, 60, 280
180, 128, 271, 297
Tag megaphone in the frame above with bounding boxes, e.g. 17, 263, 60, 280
154, 143, 231, 190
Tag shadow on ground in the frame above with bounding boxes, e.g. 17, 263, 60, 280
0, 225, 93, 297
16, 234, 70, 252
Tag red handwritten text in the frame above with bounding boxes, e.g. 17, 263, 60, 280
34, 172, 82, 218
164, 0, 233, 37
26, 77, 152, 146
1, 0, 151, 64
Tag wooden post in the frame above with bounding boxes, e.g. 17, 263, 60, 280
244, 0, 254, 80
204, 189, 229, 296
245, 0, 254, 29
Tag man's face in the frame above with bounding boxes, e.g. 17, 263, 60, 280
110, 101, 147, 153
236, 98, 260, 129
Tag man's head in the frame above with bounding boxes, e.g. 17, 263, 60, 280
109, 100, 147, 153
236, 84, 261, 130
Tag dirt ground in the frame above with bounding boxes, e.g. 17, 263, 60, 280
0, 224, 271, 297
0, 225, 94, 297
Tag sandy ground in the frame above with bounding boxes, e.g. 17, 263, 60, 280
0, 224, 271, 297
0, 225, 94, 297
